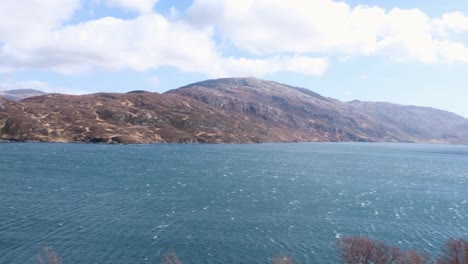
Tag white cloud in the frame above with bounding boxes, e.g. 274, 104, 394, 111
104, 0, 158, 14
0, 14, 221, 74
433, 12, 468, 35
0, 7, 326, 78
0, 0, 80, 44
146, 75, 160, 87
168, 7, 180, 19
188, 0, 468, 64
187, 0, 387, 55
220, 56, 328, 77
1, 0, 468, 79
0, 66, 17, 74
375, 8, 437, 63
436, 40, 468, 62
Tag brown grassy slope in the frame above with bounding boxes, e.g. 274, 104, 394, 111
1, 77, 467, 144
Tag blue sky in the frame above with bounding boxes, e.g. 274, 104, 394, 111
1, 0, 468, 117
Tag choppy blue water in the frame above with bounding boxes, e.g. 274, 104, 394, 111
0, 143, 467, 263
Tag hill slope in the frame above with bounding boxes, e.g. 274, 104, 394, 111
0, 78, 467, 144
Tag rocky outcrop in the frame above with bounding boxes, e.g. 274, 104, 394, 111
0, 77, 467, 144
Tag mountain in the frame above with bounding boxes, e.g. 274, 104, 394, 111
0, 77, 467, 144
0, 89, 47, 101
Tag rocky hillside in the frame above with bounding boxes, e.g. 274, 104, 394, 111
0, 77, 467, 144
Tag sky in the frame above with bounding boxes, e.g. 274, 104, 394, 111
0, 0, 468, 117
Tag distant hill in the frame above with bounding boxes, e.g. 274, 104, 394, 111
0, 89, 47, 101
0, 77, 467, 144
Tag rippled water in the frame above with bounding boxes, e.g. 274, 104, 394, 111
0, 143, 467, 263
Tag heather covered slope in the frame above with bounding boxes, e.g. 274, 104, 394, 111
0, 77, 467, 144
169, 77, 468, 143
0, 90, 319, 143
348, 100, 468, 144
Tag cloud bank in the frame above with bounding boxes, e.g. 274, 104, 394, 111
0, 0, 467, 77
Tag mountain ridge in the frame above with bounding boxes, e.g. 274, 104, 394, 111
0, 89, 47, 102
0, 77, 467, 144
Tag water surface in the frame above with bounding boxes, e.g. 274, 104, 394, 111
0, 143, 467, 263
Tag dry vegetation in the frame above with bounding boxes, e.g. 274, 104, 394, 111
338, 237, 467, 264
436, 239, 468, 264
338, 237, 430, 264
35, 238, 467, 263
37, 245, 61, 264
162, 250, 182, 264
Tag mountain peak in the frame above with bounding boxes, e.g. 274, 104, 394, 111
180, 77, 266, 89
174, 77, 328, 101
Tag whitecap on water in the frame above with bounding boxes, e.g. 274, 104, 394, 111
360, 201, 371, 207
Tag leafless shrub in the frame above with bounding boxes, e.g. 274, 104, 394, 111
37, 244, 61, 264
436, 239, 468, 264
162, 250, 182, 264
338, 236, 395, 264
338, 236, 431, 264
395, 250, 430, 264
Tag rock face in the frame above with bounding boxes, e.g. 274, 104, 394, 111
0, 89, 47, 101
0, 77, 467, 144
